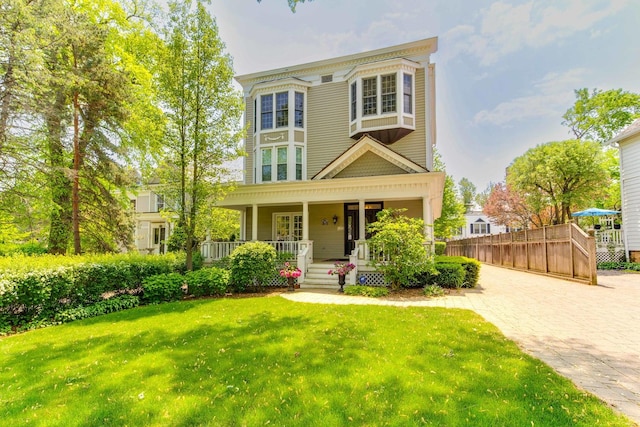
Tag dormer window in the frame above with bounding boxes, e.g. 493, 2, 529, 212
347, 58, 419, 144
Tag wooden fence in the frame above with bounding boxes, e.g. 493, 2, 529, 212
445, 223, 597, 285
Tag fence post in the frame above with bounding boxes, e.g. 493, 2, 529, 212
569, 224, 575, 279
543, 226, 548, 273
511, 232, 515, 268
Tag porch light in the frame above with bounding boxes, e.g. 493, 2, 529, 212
333, 214, 339, 225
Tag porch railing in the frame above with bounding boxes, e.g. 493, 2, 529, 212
595, 229, 624, 247
200, 240, 302, 263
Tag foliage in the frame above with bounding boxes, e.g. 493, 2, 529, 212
367, 208, 434, 290
508, 140, 609, 225
157, 1, 244, 270
185, 267, 229, 297
0, 298, 631, 426
142, 273, 185, 304
229, 242, 277, 292
484, 181, 536, 229
458, 177, 477, 208
423, 284, 446, 297
435, 255, 481, 288
279, 262, 301, 278
53, 295, 140, 324
433, 151, 466, 239
0, 252, 186, 330
256, 0, 312, 12
563, 88, 640, 143
327, 262, 355, 276
434, 241, 446, 256
424, 263, 465, 289
343, 285, 389, 298
597, 262, 640, 272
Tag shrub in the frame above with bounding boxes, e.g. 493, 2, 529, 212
434, 255, 480, 288
597, 261, 640, 271
229, 242, 277, 292
54, 295, 140, 324
344, 285, 389, 298
427, 263, 465, 289
141, 273, 185, 304
367, 208, 435, 289
186, 268, 229, 297
424, 284, 445, 297
434, 242, 446, 256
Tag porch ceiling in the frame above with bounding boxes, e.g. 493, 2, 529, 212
216, 172, 445, 217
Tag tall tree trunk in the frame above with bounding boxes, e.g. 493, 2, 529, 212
71, 89, 82, 254
47, 90, 72, 254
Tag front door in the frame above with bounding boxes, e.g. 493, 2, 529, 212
344, 202, 383, 255
152, 224, 166, 254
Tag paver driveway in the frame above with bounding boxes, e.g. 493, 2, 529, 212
283, 265, 640, 423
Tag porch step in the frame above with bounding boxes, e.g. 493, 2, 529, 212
301, 262, 341, 287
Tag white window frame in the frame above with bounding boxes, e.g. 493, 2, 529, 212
273, 212, 303, 241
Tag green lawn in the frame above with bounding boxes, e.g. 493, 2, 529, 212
0, 297, 632, 426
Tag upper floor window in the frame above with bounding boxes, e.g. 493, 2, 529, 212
277, 147, 287, 181
155, 194, 165, 212
295, 92, 304, 128
262, 148, 272, 182
362, 77, 377, 116
276, 92, 288, 127
350, 82, 357, 121
403, 73, 413, 114
261, 95, 273, 129
470, 220, 490, 234
381, 74, 396, 113
295, 147, 303, 180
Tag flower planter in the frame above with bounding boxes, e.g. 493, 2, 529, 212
338, 274, 346, 293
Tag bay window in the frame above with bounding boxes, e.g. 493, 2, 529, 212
362, 77, 377, 116
261, 95, 273, 129
276, 92, 288, 127
295, 92, 304, 128
381, 74, 396, 113
277, 147, 287, 181
261, 148, 272, 182
403, 73, 413, 114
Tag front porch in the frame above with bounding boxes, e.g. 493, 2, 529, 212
200, 239, 391, 287
594, 228, 626, 262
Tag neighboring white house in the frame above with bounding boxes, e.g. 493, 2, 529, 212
128, 187, 174, 255
609, 118, 640, 263
453, 210, 510, 239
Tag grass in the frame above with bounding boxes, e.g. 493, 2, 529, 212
0, 297, 632, 426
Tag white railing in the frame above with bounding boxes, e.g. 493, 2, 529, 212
595, 229, 624, 246
200, 240, 301, 262
349, 246, 359, 285
297, 246, 309, 283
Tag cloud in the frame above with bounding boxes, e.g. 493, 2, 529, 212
443, 0, 628, 66
473, 68, 587, 125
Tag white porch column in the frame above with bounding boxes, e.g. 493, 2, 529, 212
423, 196, 434, 241
240, 209, 246, 241
358, 199, 366, 241
302, 201, 309, 241
252, 204, 258, 241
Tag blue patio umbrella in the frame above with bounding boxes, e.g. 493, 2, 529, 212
572, 208, 620, 217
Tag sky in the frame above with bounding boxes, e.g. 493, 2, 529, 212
206, 0, 640, 191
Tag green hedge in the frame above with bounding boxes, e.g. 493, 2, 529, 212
0, 252, 187, 330
229, 242, 277, 292
434, 241, 447, 256
435, 255, 480, 288
185, 267, 230, 297
142, 273, 185, 304
424, 263, 465, 289
597, 261, 640, 271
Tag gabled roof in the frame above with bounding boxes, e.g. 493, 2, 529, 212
312, 134, 428, 180
608, 118, 640, 145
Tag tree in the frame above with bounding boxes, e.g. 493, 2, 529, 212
483, 182, 539, 229
256, 0, 311, 12
458, 177, 476, 211
432, 151, 465, 239
158, 1, 243, 270
507, 139, 608, 225
367, 208, 434, 290
562, 88, 640, 143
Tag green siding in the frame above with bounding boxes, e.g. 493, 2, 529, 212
333, 151, 408, 179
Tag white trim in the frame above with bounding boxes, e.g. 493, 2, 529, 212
313, 135, 428, 180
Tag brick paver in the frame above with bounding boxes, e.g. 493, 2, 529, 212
281, 265, 640, 423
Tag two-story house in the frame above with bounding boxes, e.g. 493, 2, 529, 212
128, 185, 174, 255
203, 38, 445, 285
